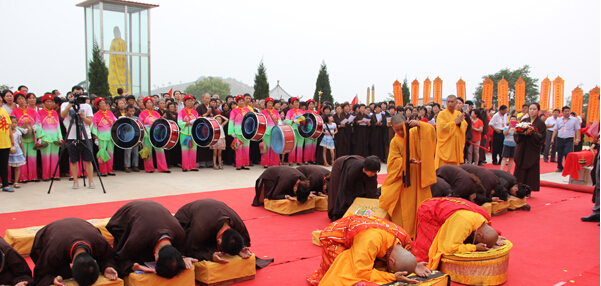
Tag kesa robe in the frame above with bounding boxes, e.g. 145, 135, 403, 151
31, 218, 116, 286
253, 166, 307, 206
0, 237, 33, 286
174, 199, 250, 261
435, 109, 467, 168
411, 198, 491, 269
307, 216, 411, 286
379, 122, 436, 238
106, 200, 185, 277
490, 169, 518, 190
297, 165, 331, 194
460, 164, 500, 196
328, 156, 378, 221
436, 165, 482, 201
514, 117, 546, 191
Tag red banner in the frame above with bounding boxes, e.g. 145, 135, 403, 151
482, 77, 494, 109
393, 80, 402, 107
411, 79, 419, 106
423, 78, 431, 104
571, 87, 583, 116
456, 79, 466, 100
588, 86, 600, 124
497, 78, 509, 108
433, 77, 443, 104
540, 77, 552, 112
552, 76, 564, 111
515, 77, 526, 109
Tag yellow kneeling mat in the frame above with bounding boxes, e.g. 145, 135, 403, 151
481, 203, 492, 216
343, 197, 390, 221
312, 230, 321, 246
194, 254, 256, 286
264, 198, 315, 215
508, 196, 527, 210
314, 196, 328, 211
125, 267, 195, 286
52, 275, 124, 286
4, 217, 113, 256
491, 201, 510, 216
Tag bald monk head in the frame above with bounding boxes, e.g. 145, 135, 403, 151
388, 245, 417, 273
72, 252, 100, 286
155, 245, 186, 278
446, 95, 457, 113
475, 223, 499, 249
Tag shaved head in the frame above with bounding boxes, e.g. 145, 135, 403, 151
476, 223, 499, 248
391, 113, 406, 126
389, 245, 417, 273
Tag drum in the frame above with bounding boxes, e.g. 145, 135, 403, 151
270, 125, 296, 154
111, 117, 144, 149
192, 117, 222, 147
150, 118, 180, 150
241, 112, 267, 141
298, 113, 324, 139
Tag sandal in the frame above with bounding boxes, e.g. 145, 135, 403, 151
219, 165, 223, 170
213, 166, 219, 170
14, 183, 21, 188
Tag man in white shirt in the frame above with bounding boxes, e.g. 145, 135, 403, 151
60, 86, 95, 189
551, 106, 581, 172
543, 109, 560, 162
488, 105, 508, 165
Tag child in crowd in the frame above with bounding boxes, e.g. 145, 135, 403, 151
211, 114, 229, 170
9, 116, 26, 188
500, 114, 517, 172
320, 114, 338, 167
123, 105, 140, 173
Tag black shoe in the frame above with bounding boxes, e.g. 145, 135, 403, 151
241, 166, 250, 170
581, 214, 600, 222
132, 167, 140, 172
236, 168, 241, 170
107, 173, 116, 176
69, 177, 74, 181
544, 159, 548, 163
550, 160, 556, 163
161, 170, 171, 173
249, 163, 254, 167
100, 173, 108, 177
264, 166, 268, 169
182, 169, 188, 172
190, 168, 199, 171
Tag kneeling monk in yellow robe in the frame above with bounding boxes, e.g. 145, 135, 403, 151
379, 114, 437, 239
307, 215, 430, 286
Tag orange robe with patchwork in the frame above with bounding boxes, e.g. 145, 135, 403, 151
434, 109, 467, 168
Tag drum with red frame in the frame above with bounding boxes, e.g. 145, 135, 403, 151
111, 117, 145, 149
298, 112, 324, 139
192, 117, 222, 147
242, 112, 267, 141
150, 118, 180, 150
271, 125, 296, 154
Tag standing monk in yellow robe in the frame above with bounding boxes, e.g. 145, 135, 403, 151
434, 95, 467, 168
379, 114, 437, 238
108, 26, 131, 97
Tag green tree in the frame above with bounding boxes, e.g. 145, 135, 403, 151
313, 61, 333, 104
0, 84, 12, 91
253, 61, 269, 100
87, 39, 110, 98
473, 65, 539, 110
402, 78, 410, 105
184, 77, 231, 100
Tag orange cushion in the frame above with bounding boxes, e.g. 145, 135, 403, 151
343, 197, 390, 221
508, 196, 527, 210
124, 267, 195, 286
312, 230, 321, 246
52, 275, 124, 286
194, 254, 256, 285
264, 198, 315, 215
314, 196, 328, 211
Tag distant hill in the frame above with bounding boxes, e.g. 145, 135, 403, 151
151, 77, 254, 96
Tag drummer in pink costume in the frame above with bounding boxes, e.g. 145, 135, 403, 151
92, 97, 118, 176
228, 95, 251, 170
285, 97, 305, 165
303, 99, 318, 164
261, 97, 282, 167
36, 93, 63, 181
139, 97, 170, 173
10, 91, 39, 182
178, 95, 199, 172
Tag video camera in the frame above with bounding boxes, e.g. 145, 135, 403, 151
69, 92, 89, 110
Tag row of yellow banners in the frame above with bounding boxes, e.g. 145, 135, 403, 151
392, 77, 600, 123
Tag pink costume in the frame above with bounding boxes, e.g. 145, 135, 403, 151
11, 107, 39, 181
92, 110, 118, 175
260, 108, 282, 166
36, 108, 62, 180
285, 108, 305, 164
178, 107, 199, 170
228, 106, 251, 168
303, 109, 318, 163
139, 109, 168, 172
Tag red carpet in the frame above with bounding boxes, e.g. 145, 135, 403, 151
481, 157, 558, 174
540, 180, 595, 193
1, 174, 598, 286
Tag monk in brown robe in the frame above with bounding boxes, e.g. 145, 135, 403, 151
297, 165, 331, 195
352, 104, 371, 157
430, 177, 453, 197
333, 105, 349, 157
436, 165, 488, 205
328, 155, 381, 221
369, 105, 387, 162
460, 164, 508, 201
253, 166, 314, 206
31, 218, 117, 286
490, 169, 530, 198
106, 200, 196, 279
0, 237, 33, 286
514, 103, 547, 192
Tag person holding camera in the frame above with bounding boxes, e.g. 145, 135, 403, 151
60, 86, 95, 189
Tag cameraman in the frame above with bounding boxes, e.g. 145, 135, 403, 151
60, 86, 95, 189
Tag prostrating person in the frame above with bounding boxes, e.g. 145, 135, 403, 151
328, 155, 380, 221
252, 166, 313, 206
30, 218, 117, 286
307, 215, 430, 286
436, 165, 489, 205
0, 237, 33, 286
297, 165, 331, 196
106, 200, 196, 278
460, 164, 508, 201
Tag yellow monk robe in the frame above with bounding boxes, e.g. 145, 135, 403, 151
427, 210, 487, 270
108, 36, 131, 97
319, 228, 398, 286
379, 122, 437, 238
434, 109, 467, 168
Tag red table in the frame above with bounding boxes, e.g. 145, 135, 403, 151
562, 150, 595, 180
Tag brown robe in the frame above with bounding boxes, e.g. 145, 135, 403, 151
513, 117, 546, 191
460, 164, 500, 196
352, 113, 370, 157
370, 113, 387, 162
333, 113, 349, 157
327, 155, 379, 221
106, 200, 186, 277
490, 169, 518, 190
436, 165, 482, 201
430, 176, 453, 197
174, 199, 250, 261
253, 166, 307, 206
30, 218, 115, 286
0, 237, 33, 286
196, 104, 218, 165
297, 165, 331, 194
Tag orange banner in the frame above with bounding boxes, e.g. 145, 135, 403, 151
540, 77, 552, 112
393, 80, 402, 107
482, 78, 494, 109
497, 78, 509, 108
423, 78, 431, 104
571, 87, 583, 116
515, 77, 526, 109
588, 86, 600, 124
456, 79, 466, 100
552, 76, 564, 111
433, 77, 443, 104
411, 79, 419, 106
